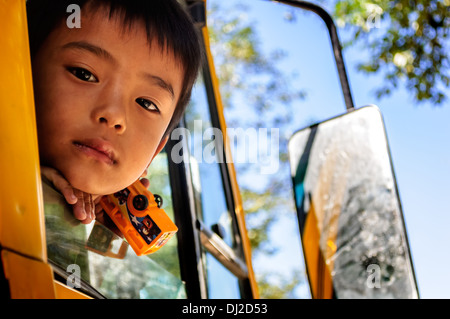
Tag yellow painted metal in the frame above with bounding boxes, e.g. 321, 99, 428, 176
301, 151, 348, 298
201, 25, 260, 299
302, 202, 333, 299
0, 0, 57, 299
1, 250, 55, 299
0, 0, 47, 261
2, 249, 90, 299
54, 281, 92, 299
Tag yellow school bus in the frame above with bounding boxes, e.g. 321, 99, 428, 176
0, 0, 259, 299
0, 0, 419, 299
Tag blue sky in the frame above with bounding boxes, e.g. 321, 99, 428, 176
208, 0, 450, 298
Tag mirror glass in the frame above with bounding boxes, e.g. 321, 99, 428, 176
288, 105, 418, 298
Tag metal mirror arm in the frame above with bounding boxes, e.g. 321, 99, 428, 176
271, 0, 355, 111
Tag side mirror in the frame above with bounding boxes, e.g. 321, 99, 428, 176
288, 105, 418, 298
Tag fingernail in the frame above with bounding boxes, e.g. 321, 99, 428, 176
75, 207, 86, 220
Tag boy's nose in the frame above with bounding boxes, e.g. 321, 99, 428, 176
92, 105, 127, 134
98, 116, 125, 133
92, 81, 128, 134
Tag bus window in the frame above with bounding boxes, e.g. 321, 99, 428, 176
185, 78, 234, 247
184, 75, 242, 298
44, 151, 186, 299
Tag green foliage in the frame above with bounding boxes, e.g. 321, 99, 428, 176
241, 177, 295, 256
207, 3, 306, 125
257, 270, 304, 299
333, 0, 450, 104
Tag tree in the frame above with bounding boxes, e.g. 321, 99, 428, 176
332, 0, 450, 104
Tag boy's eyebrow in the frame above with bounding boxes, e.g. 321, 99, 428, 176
141, 73, 175, 101
61, 41, 175, 100
61, 41, 117, 64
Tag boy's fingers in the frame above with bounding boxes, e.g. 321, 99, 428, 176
79, 192, 95, 224
140, 178, 150, 188
41, 166, 77, 204
95, 202, 104, 214
41, 166, 96, 224
87, 193, 95, 223
72, 189, 87, 221
73, 190, 94, 224
60, 186, 78, 205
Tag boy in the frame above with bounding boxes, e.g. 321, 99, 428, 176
27, 0, 201, 224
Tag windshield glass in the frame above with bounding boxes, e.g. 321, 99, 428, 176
43, 152, 186, 299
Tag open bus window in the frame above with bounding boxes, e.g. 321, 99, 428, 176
184, 74, 242, 298
43, 151, 186, 299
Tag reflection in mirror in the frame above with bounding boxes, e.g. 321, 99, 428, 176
288, 105, 418, 299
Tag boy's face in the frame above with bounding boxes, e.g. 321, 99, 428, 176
33, 7, 183, 195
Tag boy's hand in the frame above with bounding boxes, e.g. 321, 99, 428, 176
41, 166, 96, 224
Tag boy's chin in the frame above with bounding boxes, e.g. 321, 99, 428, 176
67, 173, 127, 196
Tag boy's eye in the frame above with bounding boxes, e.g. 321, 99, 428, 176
68, 67, 98, 82
136, 98, 160, 113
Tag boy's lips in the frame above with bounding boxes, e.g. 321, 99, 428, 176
73, 139, 117, 165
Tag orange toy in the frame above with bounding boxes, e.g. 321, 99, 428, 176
100, 180, 178, 256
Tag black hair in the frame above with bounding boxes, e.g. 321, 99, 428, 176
26, 0, 202, 137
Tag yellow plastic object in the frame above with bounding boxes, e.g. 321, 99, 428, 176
100, 180, 178, 256
0, 0, 47, 262
1, 250, 55, 299
54, 281, 92, 299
